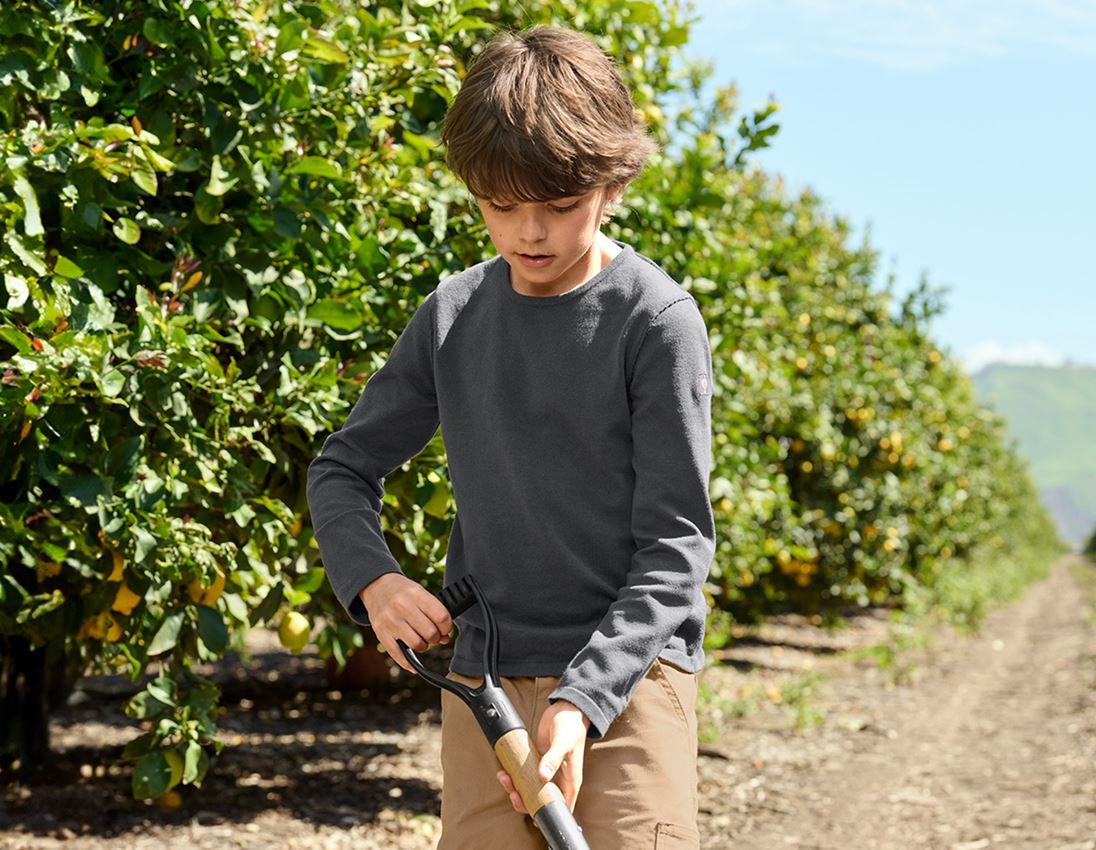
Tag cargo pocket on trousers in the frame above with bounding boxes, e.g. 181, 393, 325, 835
654, 821, 700, 849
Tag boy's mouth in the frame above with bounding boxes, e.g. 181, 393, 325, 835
516, 253, 554, 268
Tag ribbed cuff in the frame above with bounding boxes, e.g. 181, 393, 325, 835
548, 685, 611, 740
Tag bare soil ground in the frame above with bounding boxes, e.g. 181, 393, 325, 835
2, 555, 1094, 850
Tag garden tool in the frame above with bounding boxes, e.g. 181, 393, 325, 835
396, 574, 592, 850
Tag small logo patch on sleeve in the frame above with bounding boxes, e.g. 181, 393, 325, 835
698, 373, 712, 396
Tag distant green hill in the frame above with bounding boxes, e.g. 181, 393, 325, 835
971, 363, 1096, 549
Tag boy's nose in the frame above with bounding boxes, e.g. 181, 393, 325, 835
516, 209, 548, 242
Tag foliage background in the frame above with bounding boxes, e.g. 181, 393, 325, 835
0, 0, 1062, 796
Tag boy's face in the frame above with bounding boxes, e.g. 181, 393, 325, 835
475, 185, 621, 297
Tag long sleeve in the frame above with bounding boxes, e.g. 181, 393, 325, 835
547, 296, 716, 739
306, 292, 440, 627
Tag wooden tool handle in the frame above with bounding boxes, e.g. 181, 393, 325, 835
494, 728, 565, 815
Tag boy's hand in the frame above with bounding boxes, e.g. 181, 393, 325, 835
359, 573, 453, 675
496, 700, 590, 814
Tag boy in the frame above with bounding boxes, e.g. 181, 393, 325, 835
306, 24, 715, 849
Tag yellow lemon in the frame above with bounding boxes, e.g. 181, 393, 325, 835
278, 611, 310, 654
202, 570, 226, 605
109, 550, 125, 581
186, 578, 205, 604
188, 570, 225, 606
156, 789, 182, 811
104, 612, 123, 641
78, 613, 107, 641
111, 583, 142, 616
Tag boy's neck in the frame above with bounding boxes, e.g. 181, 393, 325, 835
509, 233, 622, 298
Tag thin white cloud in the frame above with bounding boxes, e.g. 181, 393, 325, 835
963, 340, 1068, 374
703, 0, 1096, 71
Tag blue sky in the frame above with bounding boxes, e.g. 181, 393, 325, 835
680, 0, 1096, 373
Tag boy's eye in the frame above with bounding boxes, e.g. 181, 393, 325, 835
484, 200, 580, 214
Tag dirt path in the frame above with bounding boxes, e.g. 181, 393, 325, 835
2, 555, 1093, 849
701, 554, 1096, 849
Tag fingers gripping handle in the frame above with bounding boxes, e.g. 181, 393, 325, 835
495, 729, 591, 849
494, 728, 565, 813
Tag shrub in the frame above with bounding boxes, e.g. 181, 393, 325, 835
0, 0, 694, 794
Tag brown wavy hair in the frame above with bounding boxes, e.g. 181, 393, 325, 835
440, 25, 658, 202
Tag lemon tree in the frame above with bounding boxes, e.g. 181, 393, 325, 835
0, 0, 694, 793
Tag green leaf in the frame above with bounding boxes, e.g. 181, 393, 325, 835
401, 130, 435, 157
147, 677, 176, 706
112, 217, 141, 245
3, 273, 30, 309
294, 567, 326, 594
133, 526, 157, 562
125, 690, 170, 720
205, 155, 238, 196
138, 142, 177, 172
6, 232, 47, 275
0, 325, 31, 354
99, 369, 126, 397
53, 255, 84, 278
142, 18, 176, 46
194, 186, 222, 224
60, 474, 107, 508
183, 741, 205, 784
147, 611, 184, 656
276, 19, 308, 55
301, 35, 349, 65
452, 14, 493, 32
108, 436, 142, 480
249, 583, 284, 626
273, 207, 300, 240
423, 482, 449, 518
195, 604, 228, 653
132, 751, 171, 800
223, 591, 248, 622
83, 282, 117, 330
13, 175, 43, 236
228, 502, 256, 527
70, 42, 109, 83
122, 731, 156, 760
132, 167, 157, 196
40, 68, 70, 100
285, 157, 343, 179
249, 440, 273, 463
306, 298, 362, 331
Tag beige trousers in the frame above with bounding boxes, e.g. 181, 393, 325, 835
436, 658, 700, 850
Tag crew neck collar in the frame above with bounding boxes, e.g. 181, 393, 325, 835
499, 240, 633, 307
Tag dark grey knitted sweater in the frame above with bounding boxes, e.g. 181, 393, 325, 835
306, 240, 716, 738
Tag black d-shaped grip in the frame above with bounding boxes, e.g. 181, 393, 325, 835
397, 574, 520, 745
